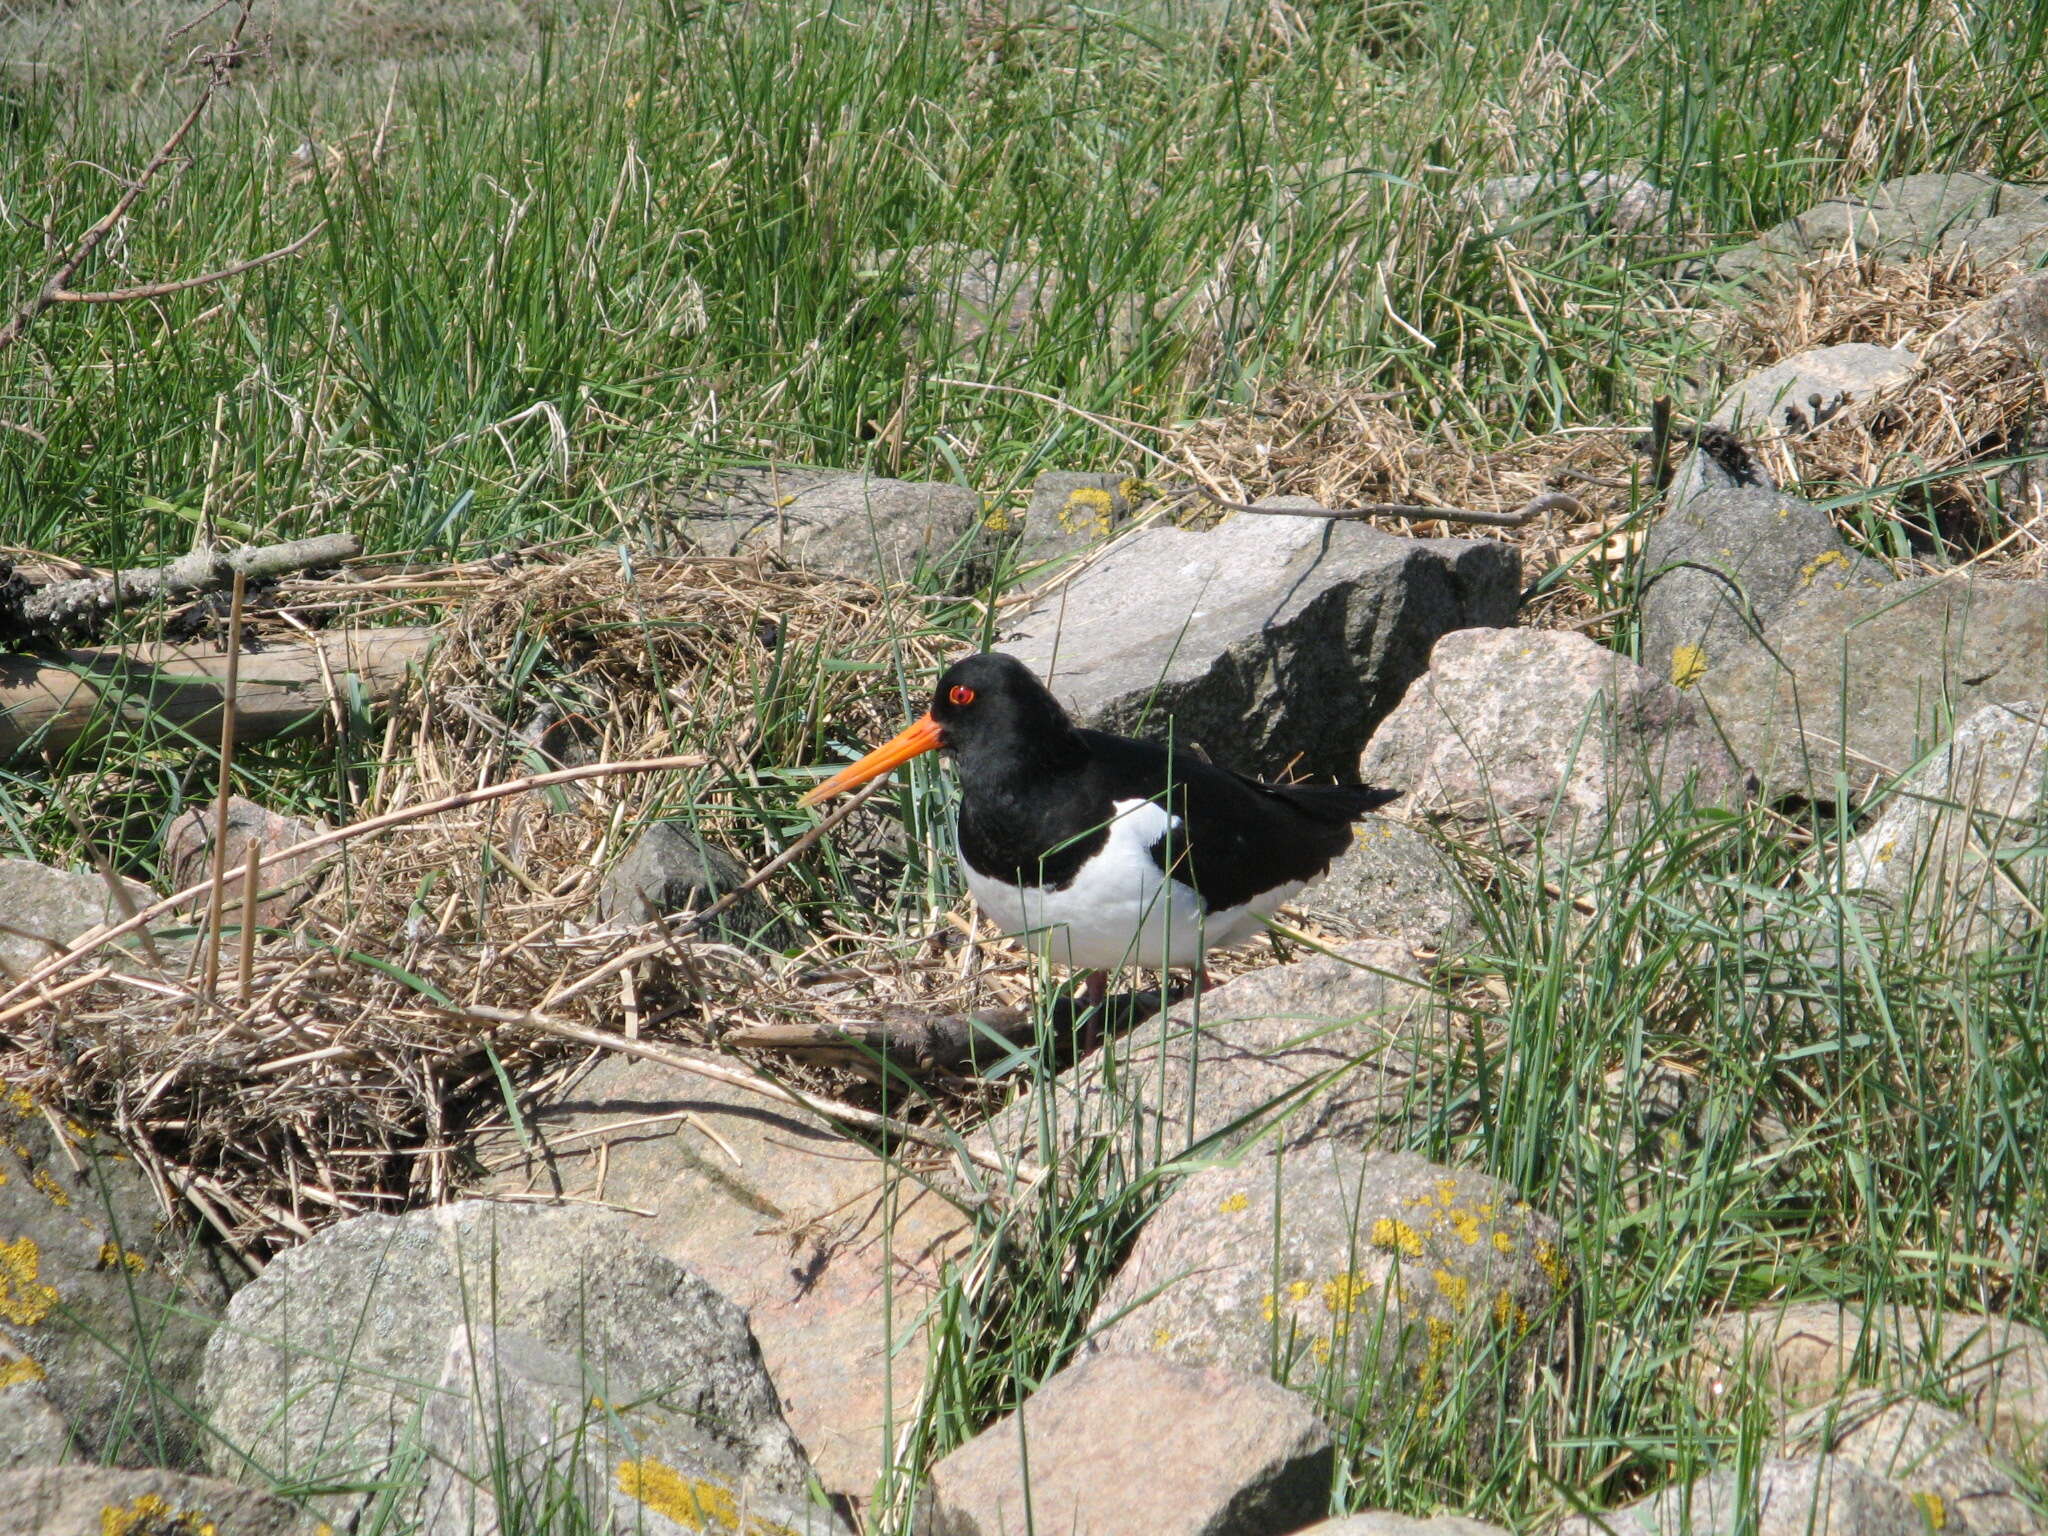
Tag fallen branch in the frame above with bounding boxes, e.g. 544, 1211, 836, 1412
0, 752, 714, 1014
727, 1006, 1043, 1078
0, 622, 433, 760
1194, 487, 1583, 528
4, 533, 360, 646
49, 222, 326, 305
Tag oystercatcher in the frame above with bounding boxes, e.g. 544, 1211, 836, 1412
800, 653, 1397, 1004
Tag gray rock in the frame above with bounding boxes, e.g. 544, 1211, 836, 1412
864, 244, 1148, 360
1780, 1390, 2042, 1536
1085, 1147, 1569, 1464
1557, 1456, 1924, 1536
660, 467, 989, 589
0, 858, 162, 981
977, 939, 1445, 1184
1717, 174, 2046, 279
201, 1201, 820, 1526
1689, 578, 2048, 800
0, 1088, 230, 1470
0, 1466, 325, 1536
1710, 343, 1921, 437
1692, 1302, 2048, 1465
1928, 269, 2048, 365
1838, 701, 2046, 948
422, 1325, 847, 1536
597, 821, 787, 948
160, 796, 326, 928
0, 1337, 72, 1469
1291, 1518, 1509, 1536
1014, 470, 1144, 570
1294, 817, 1478, 953
922, 1352, 1333, 1536
1639, 486, 1892, 687
997, 503, 1519, 778
1358, 629, 1749, 855
478, 1053, 973, 1503
1939, 202, 2048, 266
1471, 171, 1672, 238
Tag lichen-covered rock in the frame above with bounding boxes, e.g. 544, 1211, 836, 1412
659, 467, 989, 589
1014, 470, 1144, 570
1689, 579, 2048, 800
922, 1353, 1332, 1536
996, 501, 1519, 778
421, 1325, 847, 1536
1359, 628, 1749, 855
1693, 1302, 2048, 1465
0, 1335, 72, 1469
1638, 486, 1891, 686
0, 1088, 230, 1469
1716, 174, 2047, 280
1292, 1517, 1510, 1536
202, 1202, 821, 1526
1295, 818, 1477, 953
478, 1053, 972, 1503
1929, 269, 2048, 365
976, 940, 1444, 1184
1557, 1456, 1924, 1536
1779, 1390, 2042, 1536
0, 1466, 325, 1536
1839, 701, 2047, 949
597, 820, 788, 948
1709, 343, 1921, 437
1085, 1147, 1569, 1463
0, 858, 164, 981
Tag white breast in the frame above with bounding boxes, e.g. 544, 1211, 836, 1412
960, 798, 1300, 971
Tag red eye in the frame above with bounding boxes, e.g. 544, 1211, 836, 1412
949, 685, 976, 706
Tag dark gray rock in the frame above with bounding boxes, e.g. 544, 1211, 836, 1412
1639, 486, 1892, 687
1717, 174, 2047, 280
976, 940, 1444, 1184
0, 1466, 325, 1536
1470, 171, 1671, 238
0, 1089, 230, 1470
1358, 629, 1749, 855
1295, 816, 1477, 953
1557, 1456, 1924, 1536
1709, 343, 1920, 437
422, 1325, 848, 1536
1779, 1390, 2043, 1536
660, 467, 989, 589
1290, 1518, 1509, 1536
997, 502, 1519, 779
598, 821, 786, 948
478, 1052, 973, 1502
201, 1202, 822, 1526
1013, 470, 1143, 570
1839, 701, 2047, 949
1086, 1147, 1569, 1466
922, 1352, 1333, 1536
1689, 578, 2048, 799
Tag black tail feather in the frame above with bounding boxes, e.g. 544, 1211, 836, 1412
1243, 777, 1401, 824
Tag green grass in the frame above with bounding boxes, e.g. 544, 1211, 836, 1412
7, 0, 2048, 1531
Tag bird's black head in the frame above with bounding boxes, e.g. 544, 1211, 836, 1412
927, 653, 1082, 779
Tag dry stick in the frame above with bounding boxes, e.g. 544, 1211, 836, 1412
236, 840, 261, 1005
50, 224, 325, 305
201, 571, 247, 996
466, 1005, 1040, 1183
541, 775, 888, 1013
0, 753, 713, 1015
0, 0, 257, 353
19, 532, 360, 638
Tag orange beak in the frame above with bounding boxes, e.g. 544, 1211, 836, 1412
798, 712, 944, 806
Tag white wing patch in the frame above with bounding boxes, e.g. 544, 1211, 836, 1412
961, 797, 1289, 970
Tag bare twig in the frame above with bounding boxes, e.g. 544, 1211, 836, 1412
0, 753, 714, 1015
200, 570, 246, 995
49, 223, 326, 305
0, 0, 261, 354
1192, 487, 1582, 528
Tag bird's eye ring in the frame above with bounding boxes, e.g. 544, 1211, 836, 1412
949, 685, 976, 706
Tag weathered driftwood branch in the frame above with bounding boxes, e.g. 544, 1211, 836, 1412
7, 534, 359, 645
0, 624, 435, 760
1197, 488, 1582, 528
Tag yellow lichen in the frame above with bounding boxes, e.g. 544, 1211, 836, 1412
1491, 1231, 1515, 1254
1799, 548, 1849, 584
4, 1086, 35, 1117
982, 507, 1013, 533
1911, 1491, 1947, 1530
1321, 1271, 1373, 1315
1371, 1217, 1424, 1257
1432, 1268, 1471, 1309
1446, 1207, 1482, 1245
98, 1493, 217, 1536
1218, 1191, 1250, 1214
1153, 1325, 1174, 1350
31, 1168, 69, 1207
99, 1242, 148, 1276
615, 1458, 799, 1536
1, 1236, 59, 1326
0, 1353, 46, 1388
1493, 1290, 1530, 1335
1058, 486, 1117, 537
1534, 1240, 1570, 1290
1261, 1291, 1279, 1323
1670, 645, 1708, 689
